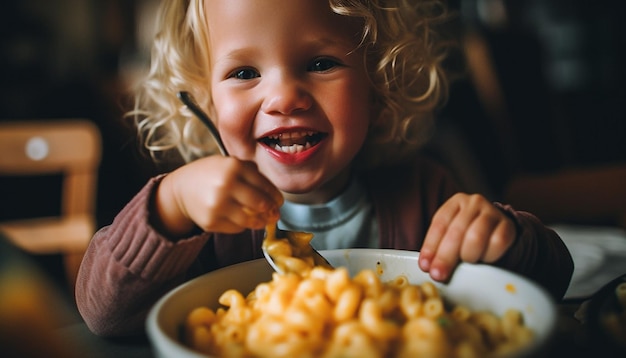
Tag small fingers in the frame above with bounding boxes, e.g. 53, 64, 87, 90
238, 160, 284, 208
231, 183, 281, 219
191, 198, 250, 233
420, 195, 468, 281
179, 157, 283, 233
418, 202, 457, 273
428, 209, 480, 281
482, 218, 516, 262
194, 197, 277, 233
459, 203, 516, 264
420, 193, 517, 282
234, 161, 283, 227
242, 205, 280, 226
459, 214, 498, 263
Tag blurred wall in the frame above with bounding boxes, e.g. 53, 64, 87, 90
437, 0, 626, 198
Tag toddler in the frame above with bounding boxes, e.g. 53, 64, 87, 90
76, 0, 573, 337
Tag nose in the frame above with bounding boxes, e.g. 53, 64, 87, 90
261, 75, 313, 115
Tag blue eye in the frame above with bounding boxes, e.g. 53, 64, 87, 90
308, 58, 340, 72
231, 68, 260, 80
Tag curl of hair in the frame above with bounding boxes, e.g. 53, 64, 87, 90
128, 0, 452, 168
128, 0, 218, 163
330, 0, 452, 168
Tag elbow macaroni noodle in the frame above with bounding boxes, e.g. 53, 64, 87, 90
183, 266, 535, 357
262, 224, 333, 274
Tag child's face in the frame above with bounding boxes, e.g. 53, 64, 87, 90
206, 0, 372, 203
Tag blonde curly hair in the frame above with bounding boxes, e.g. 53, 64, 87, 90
129, 0, 452, 169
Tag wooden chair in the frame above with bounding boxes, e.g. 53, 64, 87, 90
0, 119, 101, 293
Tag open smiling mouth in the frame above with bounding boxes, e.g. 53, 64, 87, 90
259, 131, 327, 154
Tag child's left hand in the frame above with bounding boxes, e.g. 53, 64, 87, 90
418, 193, 517, 282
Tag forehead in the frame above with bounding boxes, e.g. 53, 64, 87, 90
204, 0, 363, 55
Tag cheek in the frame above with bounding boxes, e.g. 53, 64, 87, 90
333, 86, 371, 144
330, 104, 370, 162
344, 113, 370, 150
212, 97, 254, 156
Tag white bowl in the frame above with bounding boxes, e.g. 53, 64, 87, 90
147, 249, 556, 357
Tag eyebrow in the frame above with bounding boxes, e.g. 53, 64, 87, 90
305, 36, 361, 55
215, 36, 360, 64
210, 47, 261, 71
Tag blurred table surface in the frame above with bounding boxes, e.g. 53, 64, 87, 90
56, 324, 153, 358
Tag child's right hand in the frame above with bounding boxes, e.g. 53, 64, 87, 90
152, 156, 284, 237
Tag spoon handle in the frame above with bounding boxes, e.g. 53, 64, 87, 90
177, 91, 229, 156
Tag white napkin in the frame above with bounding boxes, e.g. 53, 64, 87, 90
552, 224, 626, 300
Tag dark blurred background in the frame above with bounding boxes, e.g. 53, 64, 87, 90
0, 0, 625, 304
0, 0, 160, 226
440, 0, 626, 198
0, 0, 161, 303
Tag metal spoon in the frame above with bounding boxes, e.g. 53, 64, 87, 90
262, 225, 334, 275
177, 91, 333, 275
178, 91, 228, 156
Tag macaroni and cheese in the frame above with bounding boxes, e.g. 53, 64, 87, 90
183, 266, 534, 357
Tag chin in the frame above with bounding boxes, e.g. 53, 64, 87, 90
273, 176, 323, 195
276, 182, 317, 195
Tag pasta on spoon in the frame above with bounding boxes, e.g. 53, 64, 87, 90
262, 223, 334, 275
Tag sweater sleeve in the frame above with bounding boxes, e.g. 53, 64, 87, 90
75, 175, 210, 337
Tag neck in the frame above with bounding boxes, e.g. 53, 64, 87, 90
282, 168, 352, 204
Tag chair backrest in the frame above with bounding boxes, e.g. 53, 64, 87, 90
0, 119, 101, 217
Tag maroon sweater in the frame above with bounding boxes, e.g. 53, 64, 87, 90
75, 156, 573, 336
